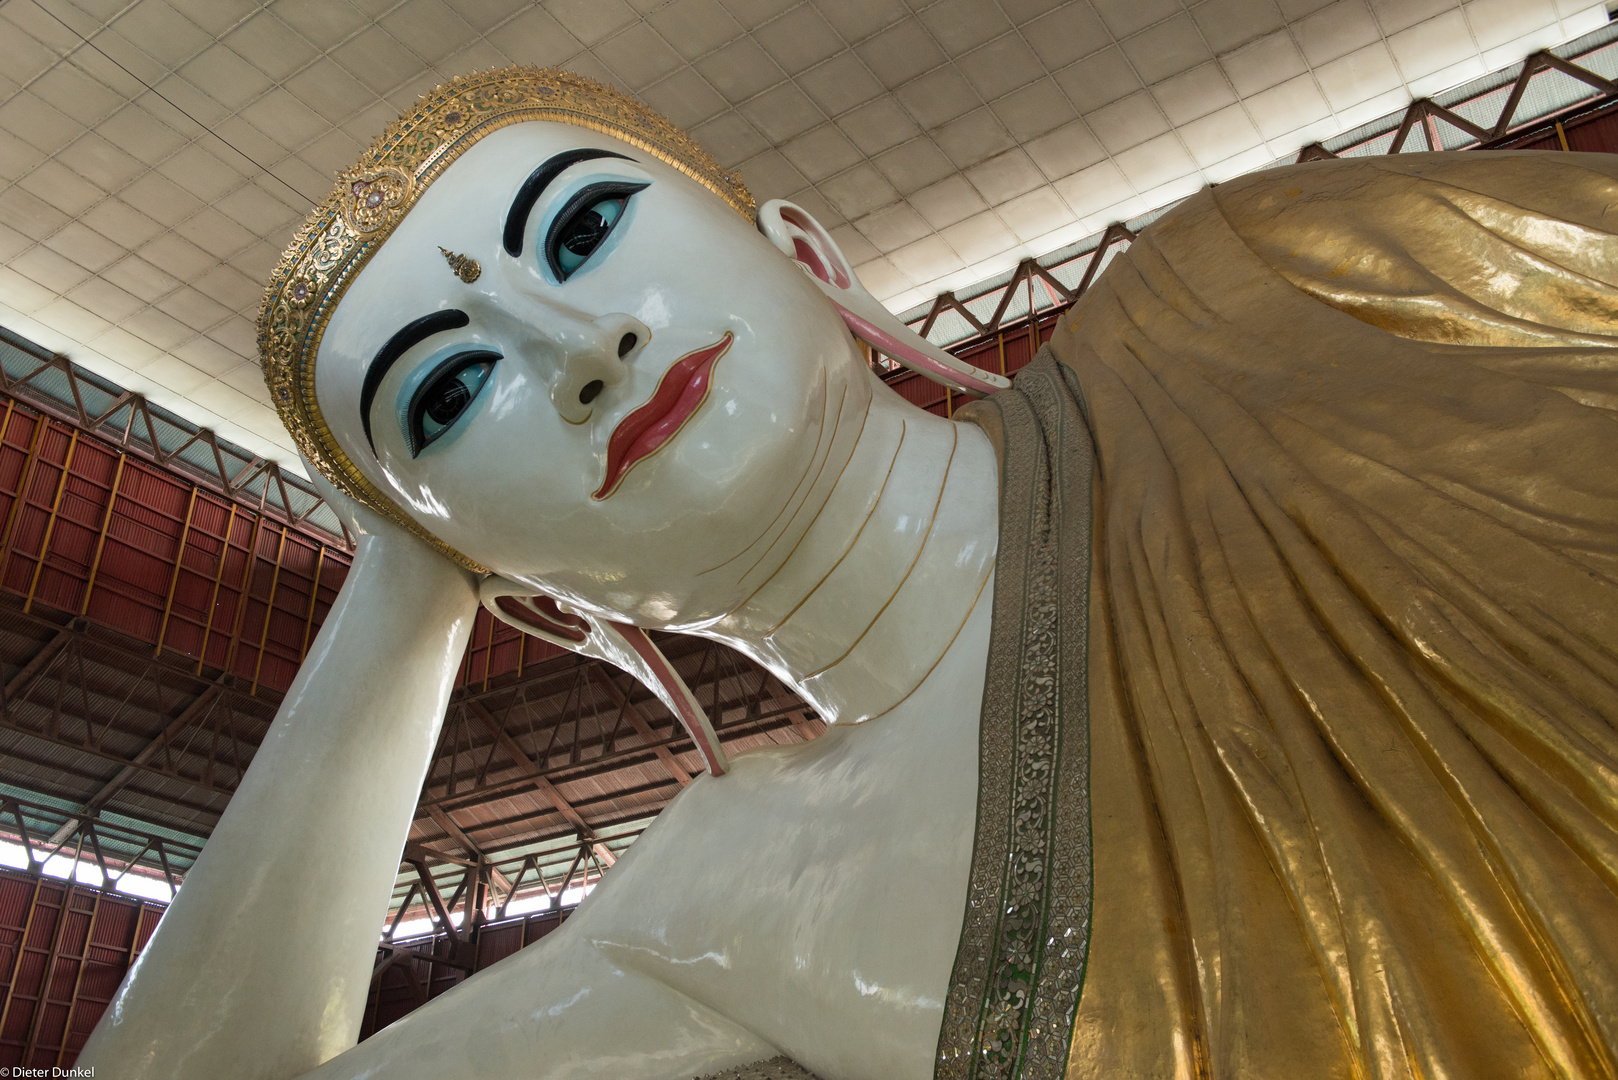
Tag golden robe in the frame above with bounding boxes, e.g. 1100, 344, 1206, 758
1060, 151, 1618, 1079
707, 153, 1618, 1080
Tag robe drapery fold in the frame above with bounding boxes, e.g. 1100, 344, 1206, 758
955, 151, 1618, 1080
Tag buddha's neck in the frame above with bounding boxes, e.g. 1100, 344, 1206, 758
692, 377, 999, 724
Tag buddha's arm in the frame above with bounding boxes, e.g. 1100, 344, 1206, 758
293, 928, 776, 1080
78, 510, 481, 1080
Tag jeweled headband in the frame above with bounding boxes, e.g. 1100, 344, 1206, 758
258, 67, 755, 570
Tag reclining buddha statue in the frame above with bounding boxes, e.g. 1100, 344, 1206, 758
79, 67, 1618, 1080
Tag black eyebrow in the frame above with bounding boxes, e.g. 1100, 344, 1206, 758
360, 309, 470, 452
503, 148, 632, 257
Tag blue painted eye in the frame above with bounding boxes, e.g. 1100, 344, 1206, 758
556, 198, 624, 275
545, 181, 646, 280
407, 350, 498, 455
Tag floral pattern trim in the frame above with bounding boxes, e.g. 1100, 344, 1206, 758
697, 1056, 821, 1079
940, 353, 1095, 1080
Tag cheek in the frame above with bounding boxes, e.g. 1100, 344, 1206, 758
391, 399, 580, 541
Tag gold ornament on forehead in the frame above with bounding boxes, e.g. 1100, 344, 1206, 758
438, 246, 481, 283
257, 67, 755, 572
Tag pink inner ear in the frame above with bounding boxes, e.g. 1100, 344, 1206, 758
782, 208, 849, 288
792, 237, 833, 285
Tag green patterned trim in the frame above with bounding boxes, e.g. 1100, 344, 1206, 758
938, 353, 1095, 1080
698, 1056, 820, 1078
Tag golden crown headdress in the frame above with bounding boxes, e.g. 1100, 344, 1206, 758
258, 67, 754, 570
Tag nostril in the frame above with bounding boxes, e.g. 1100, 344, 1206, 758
617, 332, 637, 358
579, 380, 604, 405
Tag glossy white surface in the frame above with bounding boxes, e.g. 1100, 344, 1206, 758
300, 569, 994, 1080
318, 121, 872, 629
78, 485, 481, 1080
85, 119, 1007, 1080
318, 118, 1001, 723
283, 367, 1002, 1079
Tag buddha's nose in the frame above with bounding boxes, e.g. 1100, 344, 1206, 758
544, 311, 649, 424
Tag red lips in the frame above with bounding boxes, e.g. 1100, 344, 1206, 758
593, 332, 732, 500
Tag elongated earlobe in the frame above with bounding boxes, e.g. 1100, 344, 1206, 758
755, 199, 1010, 398
480, 576, 729, 776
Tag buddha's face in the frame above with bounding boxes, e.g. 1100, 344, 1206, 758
318, 121, 871, 625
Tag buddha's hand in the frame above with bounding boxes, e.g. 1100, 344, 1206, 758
303, 456, 415, 546
303, 455, 479, 582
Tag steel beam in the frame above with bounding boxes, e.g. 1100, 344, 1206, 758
424, 805, 513, 896
45, 681, 225, 846
2, 625, 76, 710
586, 666, 692, 786
463, 699, 617, 866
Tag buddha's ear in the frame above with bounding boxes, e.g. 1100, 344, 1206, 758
756, 199, 1010, 398
479, 576, 729, 777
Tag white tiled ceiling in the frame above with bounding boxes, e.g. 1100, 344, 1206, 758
0, 0, 1605, 469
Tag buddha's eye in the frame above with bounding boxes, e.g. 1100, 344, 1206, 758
407, 350, 499, 456
545, 180, 647, 281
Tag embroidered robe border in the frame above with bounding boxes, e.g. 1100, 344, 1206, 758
698, 1056, 822, 1079
938, 354, 1096, 1080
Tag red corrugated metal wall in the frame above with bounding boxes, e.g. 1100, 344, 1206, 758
457, 607, 570, 692
0, 395, 352, 695
1514, 104, 1618, 152
360, 908, 571, 1039
0, 388, 583, 697
0, 867, 164, 1068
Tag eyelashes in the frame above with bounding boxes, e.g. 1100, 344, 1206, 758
544, 180, 647, 281
406, 349, 499, 456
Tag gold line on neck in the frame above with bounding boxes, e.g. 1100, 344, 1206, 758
737, 384, 851, 582
726, 385, 873, 621
801, 422, 959, 680
764, 410, 900, 639
859, 559, 994, 723
697, 371, 831, 576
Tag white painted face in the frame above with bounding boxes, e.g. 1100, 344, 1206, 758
317, 121, 870, 625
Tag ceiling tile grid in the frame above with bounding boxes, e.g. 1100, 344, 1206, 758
0, 0, 1605, 469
